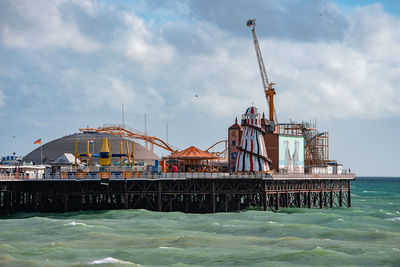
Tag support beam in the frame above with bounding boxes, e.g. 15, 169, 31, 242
297, 192, 301, 208
285, 192, 289, 207
0, 178, 354, 215
124, 180, 128, 209
319, 191, 323, 209
347, 181, 352, 208
262, 183, 267, 211
158, 181, 162, 211
211, 181, 216, 213
224, 194, 228, 212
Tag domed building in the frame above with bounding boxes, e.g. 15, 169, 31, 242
23, 132, 160, 165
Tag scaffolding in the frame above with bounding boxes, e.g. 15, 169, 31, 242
277, 121, 329, 172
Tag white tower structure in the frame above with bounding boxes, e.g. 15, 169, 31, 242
236, 106, 270, 172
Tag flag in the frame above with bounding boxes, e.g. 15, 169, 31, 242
34, 138, 41, 144
89, 139, 94, 144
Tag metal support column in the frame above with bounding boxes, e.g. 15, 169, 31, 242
319, 191, 323, 209
224, 194, 228, 212
347, 180, 351, 208
297, 192, 301, 208
124, 180, 128, 209
211, 181, 216, 213
262, 182, 267, 211
158, 181, 162, 212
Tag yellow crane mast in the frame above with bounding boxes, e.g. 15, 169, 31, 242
247, 18, 278, 126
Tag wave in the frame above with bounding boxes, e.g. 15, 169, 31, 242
64, 221, 93, 227
385, 217, 400, 221
90, 257, 140, 265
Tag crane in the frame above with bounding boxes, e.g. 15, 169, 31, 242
247, 19, 278, 126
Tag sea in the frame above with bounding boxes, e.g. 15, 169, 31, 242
0, 177, 399, 267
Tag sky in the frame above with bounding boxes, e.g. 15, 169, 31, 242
0, 0, 399, 176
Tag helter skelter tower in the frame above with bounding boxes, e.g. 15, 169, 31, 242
236, 106, 270, 172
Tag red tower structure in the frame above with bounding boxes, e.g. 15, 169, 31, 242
228, 118, 242, 172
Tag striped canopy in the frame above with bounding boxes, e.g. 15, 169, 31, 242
167, 146, 218, 160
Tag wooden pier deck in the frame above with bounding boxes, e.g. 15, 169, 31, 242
0, 173, 355, 214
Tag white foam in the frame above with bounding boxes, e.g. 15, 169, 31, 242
385, 217, 400, 221
90, 257, 136, 265
65, 221, 93, 227
363, 190, 376, 193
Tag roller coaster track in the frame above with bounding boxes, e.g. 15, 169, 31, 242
206, 140, 228, 158
79, 125, 178, 153
80, 125, 228, 159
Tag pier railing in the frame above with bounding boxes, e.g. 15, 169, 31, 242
42, 172, 273, 180
0, 172, 355, 181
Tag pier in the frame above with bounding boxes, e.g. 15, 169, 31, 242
0, 173, 354, 214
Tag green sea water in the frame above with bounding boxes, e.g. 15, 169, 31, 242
0, 177, 399, 267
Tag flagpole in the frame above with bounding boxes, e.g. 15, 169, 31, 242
40, 139, 43, 165
92, 140, 94, 165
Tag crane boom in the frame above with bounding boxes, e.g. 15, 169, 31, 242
247, 19, 278, 124
247, 19, 269, 91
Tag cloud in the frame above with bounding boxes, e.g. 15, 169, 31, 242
117, 12, 175, 66
1, 0, 399, 125
0, 89, 5, 107
107, 1, 397, 121
263, 38, 400, 120
344, 4, 400, 62
266, 4, 400, 120
184, 0, 347, 41
59, 67, 166, 116
0, 0, 100, 53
